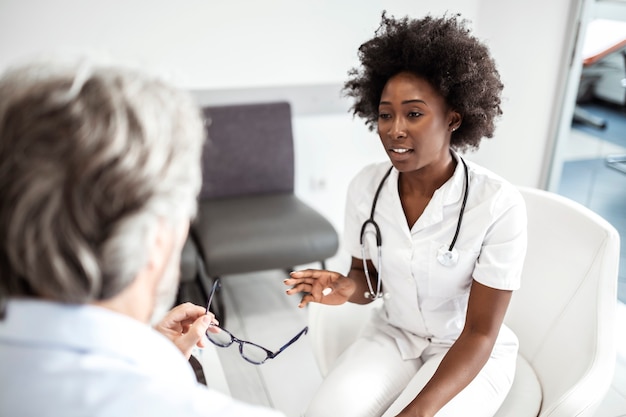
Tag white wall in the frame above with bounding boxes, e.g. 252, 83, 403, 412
0, 0, 578, 234
0, 0, 478, 88
468, 0, 581, 190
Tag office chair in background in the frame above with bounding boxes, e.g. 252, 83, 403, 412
178, 101, 339, 324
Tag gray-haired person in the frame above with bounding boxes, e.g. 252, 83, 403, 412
0, 60, 285, 417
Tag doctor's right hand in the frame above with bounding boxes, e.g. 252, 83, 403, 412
284, 269, 355, 308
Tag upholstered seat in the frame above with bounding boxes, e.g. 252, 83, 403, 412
195, 193, 339, 277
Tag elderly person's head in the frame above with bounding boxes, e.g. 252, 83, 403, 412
0, 61, 205, 322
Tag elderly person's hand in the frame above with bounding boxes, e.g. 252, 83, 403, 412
154, 302, 219, 359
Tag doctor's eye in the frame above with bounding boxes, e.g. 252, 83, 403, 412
408, 111, 422, 118
377, 112, 392, 120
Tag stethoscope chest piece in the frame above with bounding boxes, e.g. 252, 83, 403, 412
364, 291, 391, 300
437, 244, 459, 267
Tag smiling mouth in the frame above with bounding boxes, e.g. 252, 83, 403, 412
390, 148, 413, 154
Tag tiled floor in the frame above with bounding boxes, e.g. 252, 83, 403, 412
211, 270, 322, 416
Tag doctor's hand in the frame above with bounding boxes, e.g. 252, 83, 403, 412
155, 302, 219, 359
284, 269, 356, 308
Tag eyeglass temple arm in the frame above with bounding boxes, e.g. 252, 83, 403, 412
205, 279, 221, 314
266, 326, 309, 359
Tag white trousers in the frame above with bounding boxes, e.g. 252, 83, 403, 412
305, 330, 516, 417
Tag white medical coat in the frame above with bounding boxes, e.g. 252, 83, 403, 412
343, 153, 527, 360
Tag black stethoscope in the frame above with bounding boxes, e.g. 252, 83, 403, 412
360, 157, 469, 299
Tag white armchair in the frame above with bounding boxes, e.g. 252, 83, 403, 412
308, 186, 620, 416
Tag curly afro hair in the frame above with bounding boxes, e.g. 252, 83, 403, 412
343, 12, 503, 152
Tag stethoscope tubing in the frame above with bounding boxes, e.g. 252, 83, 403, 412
359, 166, 393, 247
447, 157, 469, 251
360, 157, 469, 299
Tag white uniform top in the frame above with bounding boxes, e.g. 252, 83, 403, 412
0, 299, 286, 417
343, 152, 527, 360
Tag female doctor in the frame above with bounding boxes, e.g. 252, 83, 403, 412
284, 12, 527, 417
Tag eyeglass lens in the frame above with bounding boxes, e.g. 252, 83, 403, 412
206, 329, 270, 364
204, 278, 308, 365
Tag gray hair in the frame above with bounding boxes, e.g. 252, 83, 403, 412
0, 61, 205, 303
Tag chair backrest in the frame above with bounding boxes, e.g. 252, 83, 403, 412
505, 186, 620, 416
199, 101, 295, 200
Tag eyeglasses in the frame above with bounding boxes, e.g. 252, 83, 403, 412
204, 279, 309, 365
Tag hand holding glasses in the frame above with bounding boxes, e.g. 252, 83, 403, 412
204, 279, 308, 365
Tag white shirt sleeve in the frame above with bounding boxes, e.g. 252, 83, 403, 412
472, 184, 528, 291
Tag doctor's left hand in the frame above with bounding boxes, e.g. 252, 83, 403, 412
154, 302, 219, 359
